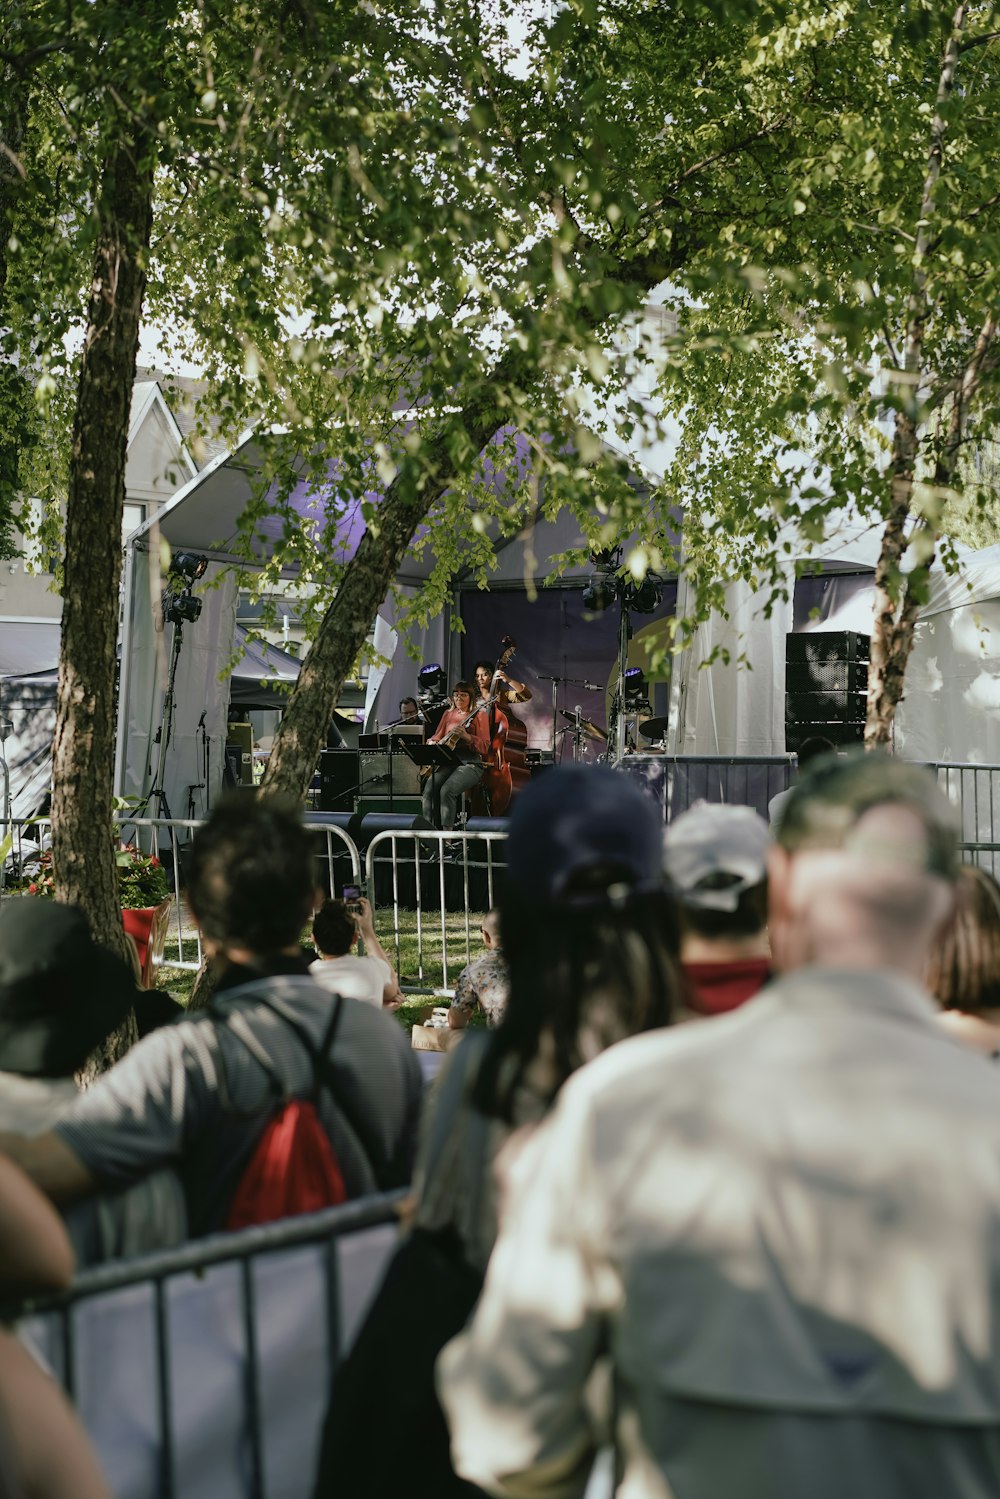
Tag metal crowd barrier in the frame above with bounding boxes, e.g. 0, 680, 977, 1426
10, 1191, 405, 1499
117, 815, 363, 972
931, 763, 1000, 876
615, 754, 794, 822
365, 827, 509, 991
3, 763, 1000, 987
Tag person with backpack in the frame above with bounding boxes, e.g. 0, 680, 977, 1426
0, 798, 422, 1245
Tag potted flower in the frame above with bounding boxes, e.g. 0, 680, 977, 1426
117, 847, 172, 989
26, 845, 172, 989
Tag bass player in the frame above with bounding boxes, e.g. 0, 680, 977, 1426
420, 681, 492, 831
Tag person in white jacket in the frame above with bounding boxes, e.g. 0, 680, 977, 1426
438, 752, 1000, 1499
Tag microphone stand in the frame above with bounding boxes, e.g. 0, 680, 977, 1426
537, 673, 606, 755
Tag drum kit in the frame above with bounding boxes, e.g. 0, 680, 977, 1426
530, 672, 672, 766
550, 700, 670, 763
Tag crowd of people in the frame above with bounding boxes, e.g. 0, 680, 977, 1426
4, 749, 1000, 1496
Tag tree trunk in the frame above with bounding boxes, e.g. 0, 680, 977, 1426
259, 384, 520, 803
865, 4, 967, 749
186, 383, 515, 1013
51, 129, 154, 1068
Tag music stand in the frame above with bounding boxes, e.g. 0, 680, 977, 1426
399, 741, 464, 828
399, 742, 463, 772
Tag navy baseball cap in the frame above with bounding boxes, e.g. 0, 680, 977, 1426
506, 766, 664, 907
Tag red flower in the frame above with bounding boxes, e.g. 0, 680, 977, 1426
27, 883, 37, 894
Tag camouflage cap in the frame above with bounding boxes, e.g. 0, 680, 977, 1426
777, 749, 959, 881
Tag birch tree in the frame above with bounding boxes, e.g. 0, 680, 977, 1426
652, 1, 1000, 748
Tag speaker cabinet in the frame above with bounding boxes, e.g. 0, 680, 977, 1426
359, 749, 422, 798
319, 750, 359, 813
785, 632, 869, 752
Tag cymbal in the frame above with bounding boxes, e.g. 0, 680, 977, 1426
638, 716, 670, 740
559, 709, 608, 742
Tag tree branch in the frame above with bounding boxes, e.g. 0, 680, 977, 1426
958, 28, 1000, 51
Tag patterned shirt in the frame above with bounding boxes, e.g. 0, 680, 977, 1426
450, 949, 510, 1028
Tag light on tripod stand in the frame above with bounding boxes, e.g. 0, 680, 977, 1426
623, 667, 650, 710
626, 577, 662, 614
581, 548, 619, 613
162, 550, 207, 628
170, 551, 208, 583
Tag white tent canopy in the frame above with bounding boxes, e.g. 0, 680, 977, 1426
119, 422, 1000, 803
667, 516, 1000, 766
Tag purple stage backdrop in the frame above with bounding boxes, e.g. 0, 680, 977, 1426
458, 583, 678, 757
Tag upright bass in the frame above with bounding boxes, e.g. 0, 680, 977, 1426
479, 637, 530, 816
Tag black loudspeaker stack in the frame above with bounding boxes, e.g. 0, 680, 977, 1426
785, 632, 870, 752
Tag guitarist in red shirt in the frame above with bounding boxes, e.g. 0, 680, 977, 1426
421, 682, 492, 830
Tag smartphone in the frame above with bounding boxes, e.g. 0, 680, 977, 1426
342, 884, 363, 915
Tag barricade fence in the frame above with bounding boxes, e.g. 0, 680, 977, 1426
2, 761, 999, 989
8, 1192, 406, 1499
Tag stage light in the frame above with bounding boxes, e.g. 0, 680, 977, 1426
623, 666, 649, 708
582, 575, 618, 612
417, 662, 447, 705
628, 577, 662, 614
170, 550, 208, 583
582, 548, 621, 613
162, 550, 207, 627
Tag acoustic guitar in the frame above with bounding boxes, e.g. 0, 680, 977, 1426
417, 677, 506, 781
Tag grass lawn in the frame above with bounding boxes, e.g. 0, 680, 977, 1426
155, 907, 489, 1033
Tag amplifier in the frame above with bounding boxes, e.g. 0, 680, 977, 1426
319, 749, 359, 813
359, 749, 422, 797
226, 722, 254, 787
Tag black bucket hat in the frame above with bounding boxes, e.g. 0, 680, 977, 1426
0, 901, 138, 1077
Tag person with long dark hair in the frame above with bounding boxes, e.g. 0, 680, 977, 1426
313, 767, 680, 1499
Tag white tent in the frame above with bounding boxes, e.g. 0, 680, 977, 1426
115, 427, 658, 817
666, 516, 1000, 766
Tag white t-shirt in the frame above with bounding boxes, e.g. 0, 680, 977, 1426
310, 953, 392, 1008
768, 786, 793, 830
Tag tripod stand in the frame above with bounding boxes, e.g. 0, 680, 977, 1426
134, 618, 187, 822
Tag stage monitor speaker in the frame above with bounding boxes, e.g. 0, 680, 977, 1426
358, 812, 433, 844
464, 817, 511, 836
319, 749, 359, 813
356, 795, 423, 819
307, 811, 362, 834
